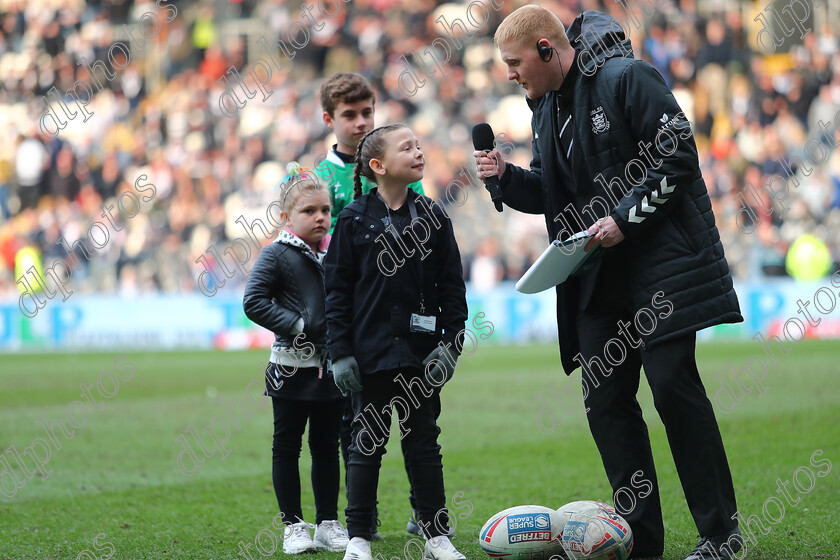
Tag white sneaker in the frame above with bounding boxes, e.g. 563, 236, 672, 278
424, 535, 466, 560
342, 536, 374, 560
314, 520, 350, 552
283, 521, 316, 554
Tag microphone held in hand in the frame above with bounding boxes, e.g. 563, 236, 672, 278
472, 123, 503, 213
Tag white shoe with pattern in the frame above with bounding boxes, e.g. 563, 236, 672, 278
283, 521, 316, 554
314, 520, 350, 552
424, 535, 466, 560
342, 537, 374, 560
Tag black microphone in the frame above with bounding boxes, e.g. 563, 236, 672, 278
472, 123, 503, 213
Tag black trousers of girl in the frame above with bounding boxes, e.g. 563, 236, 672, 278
270, 364, 344, 525
345, 368, 450, 539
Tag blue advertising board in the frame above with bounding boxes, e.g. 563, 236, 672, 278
1, 278, 839, 351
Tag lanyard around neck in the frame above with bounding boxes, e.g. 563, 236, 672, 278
376, 190, 418, 221
375, 190, 425, 313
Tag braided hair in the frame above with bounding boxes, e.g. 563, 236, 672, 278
352, 123, 409, 200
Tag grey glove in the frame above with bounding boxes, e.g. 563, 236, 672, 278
332, 356, 362, 396
422, 343, 459, 390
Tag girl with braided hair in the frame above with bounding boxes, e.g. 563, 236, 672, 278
324, 125, 468, 560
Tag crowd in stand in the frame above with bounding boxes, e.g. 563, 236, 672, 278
1, 0, 839, 299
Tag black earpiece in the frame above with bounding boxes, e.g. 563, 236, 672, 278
536, 41, 566, 83
536, 41, 553, 62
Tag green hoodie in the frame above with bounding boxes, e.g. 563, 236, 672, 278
314, 150, 424, 233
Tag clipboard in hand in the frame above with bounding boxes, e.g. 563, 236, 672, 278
515, 231, 605, 294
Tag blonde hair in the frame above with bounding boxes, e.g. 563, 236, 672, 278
494, 5, 569, 49
278, 162, 329, 214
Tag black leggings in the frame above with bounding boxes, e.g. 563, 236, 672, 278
341, 397, 426, 511
345, 369, 448, 540
271, 397, 343, 525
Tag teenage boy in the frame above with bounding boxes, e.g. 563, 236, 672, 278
315, 73, 425, 234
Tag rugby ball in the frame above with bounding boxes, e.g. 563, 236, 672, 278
479, 505, 566, 559
556, 501, 618, 527
559, 507, 633, 560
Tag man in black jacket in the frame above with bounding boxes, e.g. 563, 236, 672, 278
475, 8, 744, 560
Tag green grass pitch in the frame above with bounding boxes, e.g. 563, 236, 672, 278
1, 341, 839, 559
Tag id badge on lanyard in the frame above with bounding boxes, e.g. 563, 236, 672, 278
410, 294, 436, 334
382, 195, 437, 335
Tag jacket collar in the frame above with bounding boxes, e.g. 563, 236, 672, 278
276, 229, 330, 262
325, 149, 346, 167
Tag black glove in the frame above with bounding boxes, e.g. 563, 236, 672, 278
422, 344, 459, 391
332, 356, 362, 396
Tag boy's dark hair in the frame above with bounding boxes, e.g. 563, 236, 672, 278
353, 124, 409, 200
319, 73, 375, 117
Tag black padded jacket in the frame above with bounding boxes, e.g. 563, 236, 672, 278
500, 11, 743, 374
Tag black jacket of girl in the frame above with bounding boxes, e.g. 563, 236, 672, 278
244, 231, 342, 400
325, 188, 468, 376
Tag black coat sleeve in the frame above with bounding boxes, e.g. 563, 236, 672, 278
324, 215, 355, 361
500, 120, 545, 215
609, 61, 702, 236
433, 206, 468, 349
242, 245, 301, 336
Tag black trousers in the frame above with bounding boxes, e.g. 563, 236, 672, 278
271, 396, 343, 525
341, 399, 426, 512
345, 369, 449, 539
577, 286, 738, 556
